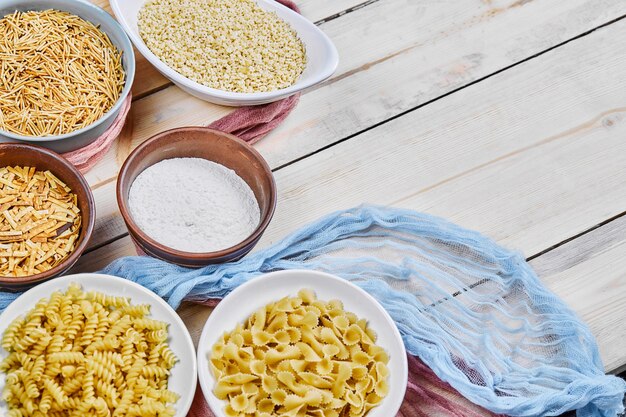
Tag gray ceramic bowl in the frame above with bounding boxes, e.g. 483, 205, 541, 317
0, 0, 135, 153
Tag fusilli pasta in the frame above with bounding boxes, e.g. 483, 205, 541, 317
0, 284, 180, 416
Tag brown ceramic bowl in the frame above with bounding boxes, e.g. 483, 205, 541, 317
117, 127, 277, 267
0, 143, 95, 290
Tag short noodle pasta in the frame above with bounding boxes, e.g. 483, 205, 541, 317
0, 284, 179, 417
210, 289, 390, 417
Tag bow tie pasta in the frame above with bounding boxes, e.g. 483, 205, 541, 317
0, 283, 179, 417
209, 289, 390, 417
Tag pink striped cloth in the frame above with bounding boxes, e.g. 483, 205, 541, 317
207, 93, 300, 145
188, 351, 506, 417
62, 94, 132, 173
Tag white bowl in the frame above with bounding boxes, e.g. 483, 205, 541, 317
110, 0, 339, 106
197, 270, 408, 417
0, 273, 196, 417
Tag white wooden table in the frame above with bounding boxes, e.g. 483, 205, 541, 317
79, 0, 626, 385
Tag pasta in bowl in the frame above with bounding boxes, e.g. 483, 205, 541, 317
0, 274, 196, 417
197, 270, 408, 417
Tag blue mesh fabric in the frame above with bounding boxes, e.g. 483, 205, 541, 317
0, 206, 624, 416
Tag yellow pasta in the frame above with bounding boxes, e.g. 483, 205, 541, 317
210, 289, 389, 417
0, 10, 125, 137
0, 284, 180, 416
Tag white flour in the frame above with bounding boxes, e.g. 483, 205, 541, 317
128, 158, 260, 253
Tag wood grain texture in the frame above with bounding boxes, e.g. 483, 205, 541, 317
71, 19, 626, 371
80, 0, 626, 252
177, 302, 214, 349
90, 0, 366, 27
529, 215, 626, 373
85, 0, 626, 184
252, 19, 626, 257
254, 0, 626, 169
88, 0, 367, 98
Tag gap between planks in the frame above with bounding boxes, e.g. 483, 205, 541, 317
275, 10, 626, 172
80, 0, 626, 254
72, 18, 626, 371
84, 0, 626, 190
80, 2, 624, 256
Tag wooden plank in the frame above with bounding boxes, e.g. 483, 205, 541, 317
89, 0, 367, 98
87, 0, 626, 184
80, 1, 616, 250
253, 50, 626, 257
72, 19, 626, 371
79, 0, 626, 251
254, 0, 626, 169
178, 302, 214, 349
529, 216, 626, 374
84, 8, 625, 253
90, 0, 366, 26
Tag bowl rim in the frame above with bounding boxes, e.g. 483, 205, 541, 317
0, 0, 136, 142
116, 127, 277, 260
0, 143, 96, 286
196, 269, 409, 417
110, 0, 338, 102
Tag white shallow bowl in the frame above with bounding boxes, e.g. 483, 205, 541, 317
197, 270, 408, 417
110, 0, 339, 106
0, 274, 197, 417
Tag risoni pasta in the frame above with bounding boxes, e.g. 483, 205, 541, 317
0, 284, 179, 417
210, 289, 390, 417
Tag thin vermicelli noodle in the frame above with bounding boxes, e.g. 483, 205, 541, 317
0, 10, 125, 137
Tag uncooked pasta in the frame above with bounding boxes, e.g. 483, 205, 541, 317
0, 10, 125, 137
0, 284, 179, 416
0, 166, 81, 277
209, 289, 390, 417
138, 0, 306, 93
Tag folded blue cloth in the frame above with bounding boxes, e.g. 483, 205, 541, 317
2, 206, 624, 416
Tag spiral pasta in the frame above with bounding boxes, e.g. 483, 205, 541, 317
210, 289, 390, 417
0, 284, 180, 416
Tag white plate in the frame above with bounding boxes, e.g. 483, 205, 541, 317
0, 273, 197, 417
110, 0, 339, 106
197, 270, 408, 417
